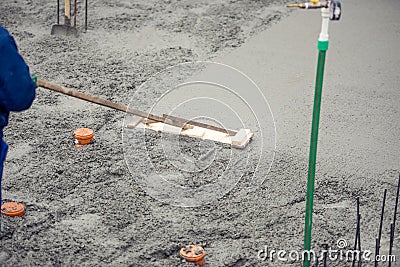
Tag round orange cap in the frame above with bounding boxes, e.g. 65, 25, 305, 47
1, 202, 25, 217
180, 245, 206, 266
73, 128, 94, 146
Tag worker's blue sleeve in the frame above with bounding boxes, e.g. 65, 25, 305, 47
0, 26, 36, 210
0, 26, 36, 112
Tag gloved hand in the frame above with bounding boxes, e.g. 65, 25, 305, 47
32, 74, 38, 88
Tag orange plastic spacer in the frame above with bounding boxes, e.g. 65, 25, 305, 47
1, 202, 25, 217
180, 245, 206, 267
73, 128, 94, 147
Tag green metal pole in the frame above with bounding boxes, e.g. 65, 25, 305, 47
287, 2, 341, 265
303, 40, 328, 267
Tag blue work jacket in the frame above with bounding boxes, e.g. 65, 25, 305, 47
0, 25, 36, 180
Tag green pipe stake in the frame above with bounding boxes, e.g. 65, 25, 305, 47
287, 1, 341, 266
303, 48, 326, 267
303, 5, 331, 267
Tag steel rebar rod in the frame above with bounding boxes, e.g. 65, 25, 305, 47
73, 0, 77, 27
375, 189, 387, 267
352, 197, 361, 267
388, 223, 394, 267
314, 256, 319, 267
388, 174, 400, 267
357, 214, 362, 267
85, 0, 88, 32
323, 244, 328, 267
393, 174, 400, 230
57, 0, 60, 24
374, 238, 379, 267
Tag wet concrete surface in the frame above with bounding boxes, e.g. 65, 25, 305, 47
0, 0, 399, 266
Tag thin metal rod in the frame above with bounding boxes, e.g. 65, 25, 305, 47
388, 223, 394, 267
73, 0, 77, 27
388, 175, 399, 267
375, 189, 387, 267
352, 223, 360, 267
287, 3, 327, 9
69, 0, 72, 22
85, 0, 88, 32
57, 0, 60, 24
323, 244, 328, 267
353, 197, 360, 267
378, 189, 387, 248
393, 174, 400, 229
303, 49, 327, 267
374, 238, 379, 267
357, 213, 362, 267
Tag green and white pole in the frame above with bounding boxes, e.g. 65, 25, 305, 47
288, 1, 341, 265
303, 6, 330, 267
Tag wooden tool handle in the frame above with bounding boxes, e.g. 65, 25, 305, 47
38, 79, 161, 120
37, 79, 237, 136
65, 0, 71, 19
162, 114, 236, 136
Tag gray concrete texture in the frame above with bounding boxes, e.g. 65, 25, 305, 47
0, 0, 399, 266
